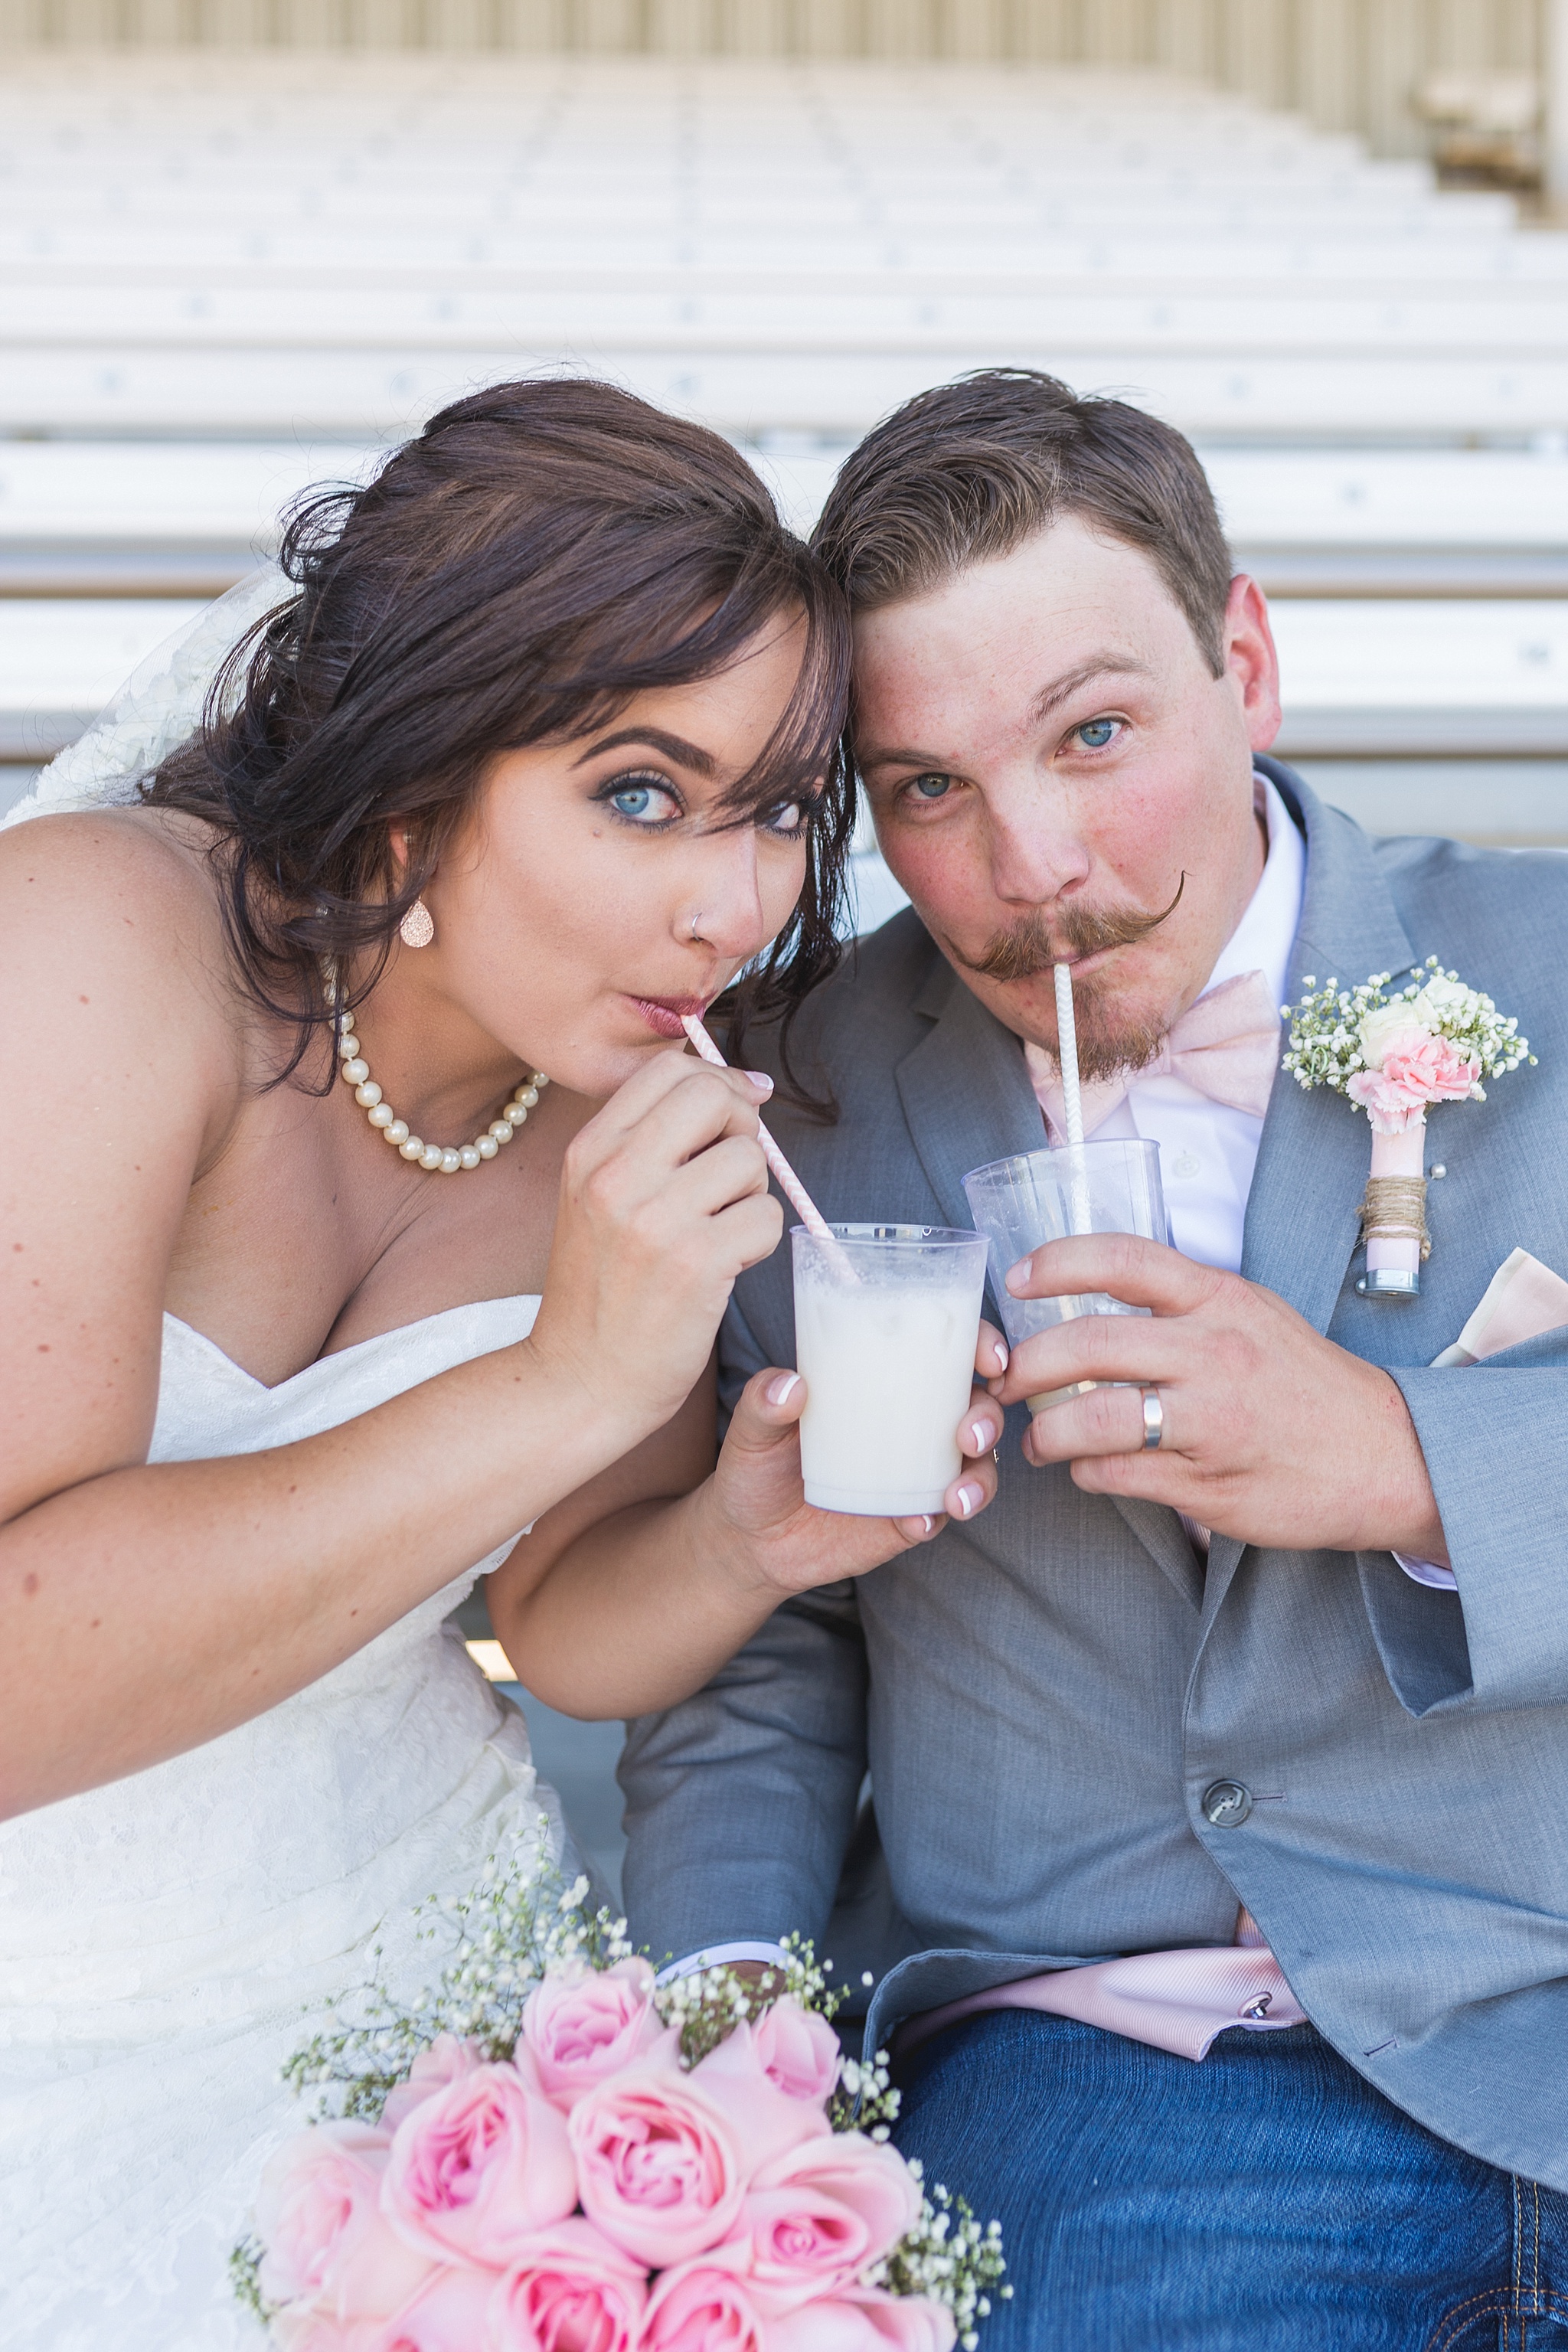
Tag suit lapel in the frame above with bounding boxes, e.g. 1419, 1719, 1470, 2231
893, 960, 1044, 1233
1204, 764, 1419, 1619
893, 954, 1206, 1608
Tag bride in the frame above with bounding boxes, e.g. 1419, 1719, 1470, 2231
0, 378, 998, 2350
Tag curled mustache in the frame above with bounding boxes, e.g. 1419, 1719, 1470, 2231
957, 872, 1187, 986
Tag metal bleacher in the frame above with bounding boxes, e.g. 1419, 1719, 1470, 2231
4, 47, 1566, 846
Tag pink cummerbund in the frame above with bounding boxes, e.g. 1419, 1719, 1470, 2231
897, 1909, 1307, 2065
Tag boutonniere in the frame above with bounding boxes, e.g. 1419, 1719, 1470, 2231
1282, 958, 1534, 1298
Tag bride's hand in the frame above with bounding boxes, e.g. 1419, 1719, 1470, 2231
526, 1050, 780, 1439
704, 1321, 1008, 1596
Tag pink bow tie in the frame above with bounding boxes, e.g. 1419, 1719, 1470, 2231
1027, 969, 1282, 1143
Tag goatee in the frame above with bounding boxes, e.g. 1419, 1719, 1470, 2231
952, 874, 1185, 1083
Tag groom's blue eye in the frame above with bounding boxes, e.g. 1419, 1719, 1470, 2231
1076, 719, 1118, 750
910, 774, 952, 800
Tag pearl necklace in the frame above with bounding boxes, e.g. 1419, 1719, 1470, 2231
337, 1014, 549, 1175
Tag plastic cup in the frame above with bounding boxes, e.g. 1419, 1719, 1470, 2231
791, 1223, 989, 1516
962, 1139, 1170, 1410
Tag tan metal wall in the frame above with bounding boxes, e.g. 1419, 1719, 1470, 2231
0, 0, 1545, 160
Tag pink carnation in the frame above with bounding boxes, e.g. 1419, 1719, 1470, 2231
485, 2217, 648, 2352
768, 2289, 957, 2352
382, 2037, 487, 2132
1348, 1024, 1478, 1134
368, 2262, 495, 2352
750, 1998, 843, 2108
256, 2122, 433, 2323
521, 1958, 663, 2112
639, 2254, 766, 2352
383, 2060, 577, 2269
737, 2133, 923, 2313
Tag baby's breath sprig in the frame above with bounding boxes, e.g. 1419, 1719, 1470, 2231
653, 1931, 848, 2069
280, 1831, 630, 2119
227, 2236, 272, 2328
871, 2167, 1011, 2352
1282, 956, 1532, 1101
831, 2042, 901, 2137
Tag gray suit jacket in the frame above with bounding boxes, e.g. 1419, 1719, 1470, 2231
620, 763, 1568, 2187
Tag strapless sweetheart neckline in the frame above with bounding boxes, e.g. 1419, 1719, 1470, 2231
165, 1294, 536, 1394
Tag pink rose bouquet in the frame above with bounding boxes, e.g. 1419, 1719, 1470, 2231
234, 1857, 1008, 2350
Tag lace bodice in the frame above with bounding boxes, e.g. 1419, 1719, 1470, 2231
0, 1297, 563, 2350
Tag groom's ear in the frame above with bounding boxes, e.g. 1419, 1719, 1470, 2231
1220, 574, 1283, 755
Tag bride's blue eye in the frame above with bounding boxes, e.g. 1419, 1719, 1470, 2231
909, 774, 952, 801
1076, 719, 1118, 750
763, 799, 806, 837
602, 773, 679, 825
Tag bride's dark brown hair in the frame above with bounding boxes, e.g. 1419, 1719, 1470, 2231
147, 377, 854, 1081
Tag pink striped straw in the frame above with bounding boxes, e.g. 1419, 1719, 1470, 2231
681, 1014, 858, 1279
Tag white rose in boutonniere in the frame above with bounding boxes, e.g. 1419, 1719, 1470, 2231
1282, 958, 1534, 1298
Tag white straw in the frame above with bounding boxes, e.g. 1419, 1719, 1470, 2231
1053, 962, 1085, 1147
681, 1015, 860, 1280
1053, 962, 1093, 1239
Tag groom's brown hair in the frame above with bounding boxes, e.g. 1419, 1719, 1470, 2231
812, 368, 1233, 678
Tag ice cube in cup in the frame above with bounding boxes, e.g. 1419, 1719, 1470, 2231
962, 1139, 1169, 1410
792, 1223, 989, 1517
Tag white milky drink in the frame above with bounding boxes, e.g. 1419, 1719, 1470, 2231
791, 1224, 989, 1517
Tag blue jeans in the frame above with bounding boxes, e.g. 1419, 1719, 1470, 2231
891, 2011, 1568, 2350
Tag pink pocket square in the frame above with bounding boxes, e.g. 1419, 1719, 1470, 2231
1432, 1248, 1568, 1368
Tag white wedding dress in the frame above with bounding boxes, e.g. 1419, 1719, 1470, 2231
0, 1294, 570, 2350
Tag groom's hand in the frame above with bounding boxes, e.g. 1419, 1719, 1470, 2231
705, 1325, 1008, 1598
994, 1235, 1448, 1563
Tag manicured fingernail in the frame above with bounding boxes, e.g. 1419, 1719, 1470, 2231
920, 1515, 936, 1537
766, 1371, 799, 1407
745, 1070, 775, 1095
955, 1482, 984, 1518
991, 1337, 1009, 1370
968, 1419, 991, 1453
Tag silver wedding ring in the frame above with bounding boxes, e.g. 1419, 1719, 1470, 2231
1141, 1387, 1165, 1451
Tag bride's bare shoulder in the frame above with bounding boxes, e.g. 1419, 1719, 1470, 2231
0, 804, 241, 1067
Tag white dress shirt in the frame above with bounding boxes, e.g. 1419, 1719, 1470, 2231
1068, 772, 1303, 1272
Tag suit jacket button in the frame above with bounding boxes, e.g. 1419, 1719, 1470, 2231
1202, 1779, 1253, 1827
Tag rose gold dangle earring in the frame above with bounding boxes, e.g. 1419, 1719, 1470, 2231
399, 897, 435, 949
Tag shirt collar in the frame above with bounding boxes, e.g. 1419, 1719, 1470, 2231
1202, 771, 1306, 1017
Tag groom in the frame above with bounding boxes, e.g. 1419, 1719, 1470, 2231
619, 372, 1568, 2344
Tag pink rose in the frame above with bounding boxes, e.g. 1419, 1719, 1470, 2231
273, 2313, 385, 2352
567, 2030, 746, 2268
1348, 1026, 1478, 1134
521, 1958, 663, 2112
749, 1998, 842, 2109
369, 2263, 496, 2352
384, 2060, 577, 2268
736, 2134, 923, 2312
685, 2020, 834, 2174
256, 2122, 433, 2321
767, 2290, 957, 2352
640, 2254, 765, 2352
485, 2216, 648, 2352
382, 2037, 488, 2132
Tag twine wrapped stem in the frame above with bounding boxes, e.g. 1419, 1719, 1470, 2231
1357, 1174, 1431, 1262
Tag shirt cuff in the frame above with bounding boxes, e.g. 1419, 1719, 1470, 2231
654, 1942, 792, 1987
1394, 1550, 1458, 1592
